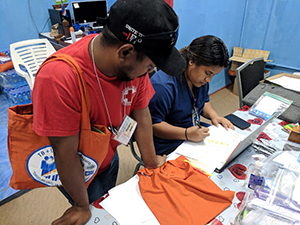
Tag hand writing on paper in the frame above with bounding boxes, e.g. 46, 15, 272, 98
186, 126, 210, 142
52, 205, 91, 225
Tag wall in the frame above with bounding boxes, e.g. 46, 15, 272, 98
174, 0, 246, 94
240, 0, 300, 76
0, 1, 52, 51
0, 0, 299, 94
174, 0, 300, 94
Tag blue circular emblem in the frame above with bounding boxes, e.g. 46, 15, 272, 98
26, 145, 98, 186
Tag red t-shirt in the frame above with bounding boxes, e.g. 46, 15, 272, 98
32, 34, 154, 173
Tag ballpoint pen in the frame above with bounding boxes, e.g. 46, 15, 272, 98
196, 121, 202, 128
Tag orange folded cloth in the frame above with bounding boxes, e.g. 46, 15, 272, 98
0, 52, 14, 72
0, 61, 14, 72
138, 155, 235, 225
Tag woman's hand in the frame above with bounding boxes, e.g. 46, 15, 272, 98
211, 116, 235, 130
186, 126, 210, 142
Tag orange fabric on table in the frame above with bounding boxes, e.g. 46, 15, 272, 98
138, 155, 235, 225
0, 53, 13, 72
0, 61, 14, 72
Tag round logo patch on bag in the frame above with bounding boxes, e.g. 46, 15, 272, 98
27, 145, 98, 186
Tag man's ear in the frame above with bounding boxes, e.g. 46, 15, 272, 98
117, 44, 135, 61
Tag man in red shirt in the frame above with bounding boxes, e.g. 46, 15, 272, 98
32, 0, 185, 224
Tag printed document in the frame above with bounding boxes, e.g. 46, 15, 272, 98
175, 125, 244, 176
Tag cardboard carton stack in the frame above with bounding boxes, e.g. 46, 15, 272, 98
229, 47, 272, 95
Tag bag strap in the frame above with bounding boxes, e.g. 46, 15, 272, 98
36, 53, 91, 130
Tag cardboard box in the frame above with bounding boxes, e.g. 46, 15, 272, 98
230, 47, 271, 69
288, 125, 300, 144
230, 47, 272, 95
262, 72, 300, 83
264, 70, 271, 79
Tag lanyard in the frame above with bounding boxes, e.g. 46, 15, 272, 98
186, 81, 199, 126
91, 36, 126, 135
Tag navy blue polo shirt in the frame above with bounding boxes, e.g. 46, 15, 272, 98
149, 70, 210, 155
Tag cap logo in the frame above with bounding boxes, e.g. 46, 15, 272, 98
124, 24, 144, 43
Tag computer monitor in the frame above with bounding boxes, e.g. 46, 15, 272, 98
71, 0, 107, 24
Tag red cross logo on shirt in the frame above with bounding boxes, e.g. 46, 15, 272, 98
122, 86, 137, 106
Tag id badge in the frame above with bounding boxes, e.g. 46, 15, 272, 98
113, 115, 137, 145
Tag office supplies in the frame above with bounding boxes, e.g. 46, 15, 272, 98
196, 120, 202, 128
225, 113, 251, 130
196, 121, 202, 128
283, 123, 297, 133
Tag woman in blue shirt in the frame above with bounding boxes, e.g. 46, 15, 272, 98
149, 35, 234, 155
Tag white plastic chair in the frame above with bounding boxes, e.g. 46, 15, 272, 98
10, 39, 56, 90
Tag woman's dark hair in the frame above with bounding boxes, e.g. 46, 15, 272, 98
179, 35, 229, 68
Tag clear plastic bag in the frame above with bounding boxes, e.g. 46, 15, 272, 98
235, 150, 300, 225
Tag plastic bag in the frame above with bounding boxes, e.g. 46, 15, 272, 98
235, 150, 300, 225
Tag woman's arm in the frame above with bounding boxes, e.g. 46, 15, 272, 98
153, 121, 209, 142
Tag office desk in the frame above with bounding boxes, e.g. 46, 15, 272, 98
86, 106, 290, 225
208, 107, 289, 224
40, 29, 101, 50
39, 32, 70, 50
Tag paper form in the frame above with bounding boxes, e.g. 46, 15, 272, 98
100, 175, 160, 225
175, 125, 244, 176
269, 76, 300, 93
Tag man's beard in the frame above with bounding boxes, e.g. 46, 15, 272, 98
115, 64, 147, 81
115, 64, 134, 81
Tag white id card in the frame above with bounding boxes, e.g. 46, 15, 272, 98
113, 115, 137, 145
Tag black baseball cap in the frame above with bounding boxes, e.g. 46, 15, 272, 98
106, 0, 186, 76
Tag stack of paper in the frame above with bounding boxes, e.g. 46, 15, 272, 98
175, 125, 245, 176
99, 176, 160, 225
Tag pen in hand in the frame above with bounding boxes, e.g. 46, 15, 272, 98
196, 121, 202, 128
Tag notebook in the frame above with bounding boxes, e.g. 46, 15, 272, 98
214, 114, 277, 173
